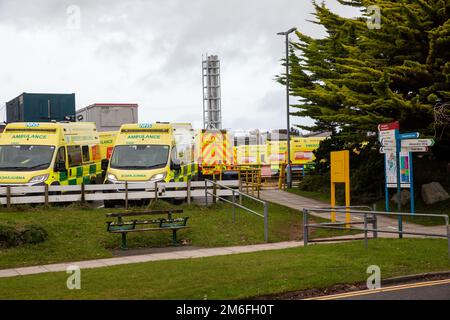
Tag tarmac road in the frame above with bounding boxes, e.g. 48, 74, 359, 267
311, 278, 450, 300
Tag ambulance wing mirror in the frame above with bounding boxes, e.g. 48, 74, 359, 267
55, 160, 66, 172
170, 147, 181, 171
170, 161, 181, 171
101, 159, 109, 171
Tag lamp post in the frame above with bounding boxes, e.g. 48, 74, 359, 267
277, 27, 296, 189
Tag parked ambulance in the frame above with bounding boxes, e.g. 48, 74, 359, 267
195, 129, 236, 178
290, 137, 326, 165
103, 122, 197, 184
99, 131, 118, 160
0, 122, 103, 186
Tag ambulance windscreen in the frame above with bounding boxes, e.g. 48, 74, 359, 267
110, 145, 170, 170
0, 145, 55, 171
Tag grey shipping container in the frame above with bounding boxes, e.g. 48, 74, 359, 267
6, 93, 76, 123
76, 103, 138, 132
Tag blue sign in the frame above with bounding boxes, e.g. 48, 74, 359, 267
399, 132, 419, 140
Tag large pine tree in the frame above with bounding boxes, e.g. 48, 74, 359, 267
280, 0, 450, 158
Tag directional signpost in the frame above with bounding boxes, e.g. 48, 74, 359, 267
379, 122, 434, 215
378, 122, 434, 239
401, 139, 435, 147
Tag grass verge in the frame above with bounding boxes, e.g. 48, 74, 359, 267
0, 200, 353, 269
0, 238, 448, 299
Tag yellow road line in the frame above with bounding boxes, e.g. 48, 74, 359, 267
306, 278, 450, 300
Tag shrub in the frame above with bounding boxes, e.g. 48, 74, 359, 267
20, 225, 49, 244
0, 224, 19, 248
0, 224, 48, 248
298, 174, 330, 194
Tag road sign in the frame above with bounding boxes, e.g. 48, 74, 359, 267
385, 150, 397, 188
399, 152, 411, 188
399, 132, 420, 140
401, 139, 435, 147
401, 146, 428, 153
379, 130, 396, 138
378, 121, 399, 131
380, 137, 396, 146
381, 146, 428, 154
379, 122, 420, 215
380, 147, 396, 154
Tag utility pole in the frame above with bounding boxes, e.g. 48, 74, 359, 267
277, 27, 296, 189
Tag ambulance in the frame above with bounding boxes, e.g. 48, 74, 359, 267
266, 140, 287, 166
0, 122, 103, 186
236, 144, 267, 166
290, 137, 326, 165
103, 122, 197, 184
99, 131, 118, 160
195, 129, 236, 178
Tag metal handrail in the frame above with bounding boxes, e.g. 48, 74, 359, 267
302, 207, 450, 258
315, 206, 373, 211
307, 207, 448, 219
204, 179, 269, 242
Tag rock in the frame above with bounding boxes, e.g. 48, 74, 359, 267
391, 190, 411, 206
421, 182, 450, 205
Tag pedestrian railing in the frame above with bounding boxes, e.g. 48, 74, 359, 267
303, 207, 450, 258
0, 180, 240, 208
204, 179, 269, 242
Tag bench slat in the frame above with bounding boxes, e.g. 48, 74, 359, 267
106, 209, 183, 218
108, 226, 189, 233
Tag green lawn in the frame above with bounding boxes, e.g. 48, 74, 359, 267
0, 239, 448, 299
0, 200, 352, 269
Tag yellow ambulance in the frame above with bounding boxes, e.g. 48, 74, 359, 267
0, 122, 103, 186
266, 140, 287, 166
103, 122, 197, 184
290, 137, 326, 165
99, 131, 118, 160
236, 144, 267, 166
195, 129, 235, 177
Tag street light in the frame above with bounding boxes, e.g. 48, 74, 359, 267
277, 27, 296, 189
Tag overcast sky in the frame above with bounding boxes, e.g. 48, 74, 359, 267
0, 0, 361, 131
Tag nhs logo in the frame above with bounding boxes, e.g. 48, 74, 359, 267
25, 123, 39, 127
139, 123, 152, 128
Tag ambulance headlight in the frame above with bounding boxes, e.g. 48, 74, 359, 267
107, 174, 119, 182
29, 174, 49, 184
150, 173, 167, 182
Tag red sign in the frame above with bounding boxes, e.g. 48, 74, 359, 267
378, 121, 399, 131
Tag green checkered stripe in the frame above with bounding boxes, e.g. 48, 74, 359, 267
169, 163, 198, 182
55, 162, 102, 185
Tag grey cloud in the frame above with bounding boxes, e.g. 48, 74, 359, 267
0, 0, 361, 129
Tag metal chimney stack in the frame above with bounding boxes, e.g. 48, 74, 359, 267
202, 54, 222, 130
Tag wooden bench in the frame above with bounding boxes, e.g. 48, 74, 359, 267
106, 209, 189, 250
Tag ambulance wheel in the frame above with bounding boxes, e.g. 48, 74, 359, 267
170, 198, 184, 205
104, 200, 115, 208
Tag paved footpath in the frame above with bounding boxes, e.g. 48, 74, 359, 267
0, 241, 307, 279
260, 189, 447, 238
